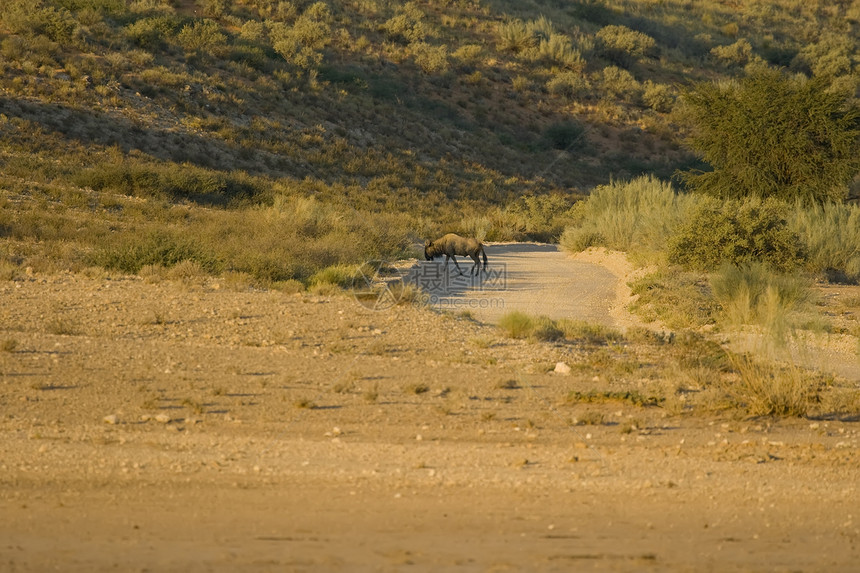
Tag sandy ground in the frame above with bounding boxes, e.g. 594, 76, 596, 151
1, 247, 859, 571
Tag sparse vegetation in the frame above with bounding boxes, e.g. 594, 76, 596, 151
0, 2, 858, 436
722, 352, 822, 417
499, 311, 622, 345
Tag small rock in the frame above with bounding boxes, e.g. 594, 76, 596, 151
154, 414, 171, 424
103, 415, 118, 425
554, 362, 571, 375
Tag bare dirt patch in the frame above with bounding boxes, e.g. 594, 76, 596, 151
0, 264, 858, 571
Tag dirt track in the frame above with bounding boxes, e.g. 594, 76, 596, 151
412, 243, 618, 326
1, 250, 858, 571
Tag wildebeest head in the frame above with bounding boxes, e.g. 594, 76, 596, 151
424, 239, 435, 261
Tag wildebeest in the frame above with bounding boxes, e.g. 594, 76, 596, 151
424, 233, 488, 275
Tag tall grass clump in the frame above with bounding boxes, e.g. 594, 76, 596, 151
710, 262, 812, 342
498, 312, 619, 343
723, 352, 820, 417
560, 175, 690, 257
91, 230, 221, 275
788, 201, 860, 283
498, 311, 563, 341
496, 19, 534, 53
498, 311, 537, 339
308, 263, 360, 290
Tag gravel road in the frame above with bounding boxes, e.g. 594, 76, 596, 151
409, 243, 618, 325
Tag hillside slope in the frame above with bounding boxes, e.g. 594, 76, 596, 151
1, 0, 858, 280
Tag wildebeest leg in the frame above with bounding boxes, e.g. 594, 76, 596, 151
449, 255, 464, 275
470, 254, 480, 275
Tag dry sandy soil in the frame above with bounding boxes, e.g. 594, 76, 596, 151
1, 246, 858, 572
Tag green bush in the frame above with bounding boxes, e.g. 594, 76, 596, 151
527, 34, 584, 70
601, 65, 641, 101
503, 193, 578, 242
642, 81, 675, 112
125, 16, 177, 49
72, 161, 230, 202
497, 312, 565, 342
667, 196, 804, 272
382, 2, 426, 44
270, 2, 331, 70
557, 319, 623, 344
595, 24, 656, 66
546, 71, 587, 99
542, 120, 586, 151
791, 34, 854, 78
177, 19, 227, 57
628, 268, 718, 329
1, 1, 78, 43
410, 42, 448, 74
710, 38, 754, 66
679, 69, 860, 203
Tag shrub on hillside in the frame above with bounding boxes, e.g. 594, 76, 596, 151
91, 230, 221, 274
73, 161, 230, 201
177, 19, 227, 57
410, 42, 448, 74
601, 65, 641, 101
125, 16, 178, 49
791, 33, 854, 78
270, 2, 331, 71
547, 71, 587, 99
667, 196, 804, 272
0, 1, 78, 43
710, 38, 754, 67
595, 24, 656, 66
642, 80, 675, 112
542, 120, 586, 151
382, 2, 426, 44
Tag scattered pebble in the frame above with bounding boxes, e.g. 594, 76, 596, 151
554, 362, 571, 375
102, 415, 118, 425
